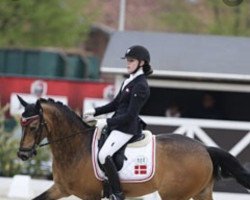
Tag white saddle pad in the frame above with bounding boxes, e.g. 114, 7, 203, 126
92, 129, 156, 183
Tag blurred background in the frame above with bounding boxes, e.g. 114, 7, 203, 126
0, 0, 250, 199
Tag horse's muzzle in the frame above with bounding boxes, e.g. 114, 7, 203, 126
17, 148, 37, 161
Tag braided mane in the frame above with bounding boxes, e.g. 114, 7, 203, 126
38, 98, 89, 128
37, 98, 93, 157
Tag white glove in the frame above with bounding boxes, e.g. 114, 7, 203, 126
96, 119, 107, 129
83, 108, 96, 116
82, 108, 96, 126
83, 114, 95, 123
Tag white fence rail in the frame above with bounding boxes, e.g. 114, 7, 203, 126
142, 116, 250, 157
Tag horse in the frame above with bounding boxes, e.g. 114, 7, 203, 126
16, 96, 250, 200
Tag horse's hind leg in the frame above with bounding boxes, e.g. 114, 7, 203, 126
32, 184, 68, 200
192, 180, 214, 200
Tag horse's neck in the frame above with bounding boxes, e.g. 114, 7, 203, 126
49, 126, 93, 166
45, 108, 93, 167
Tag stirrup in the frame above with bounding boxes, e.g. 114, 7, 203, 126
109, 193, 124, 200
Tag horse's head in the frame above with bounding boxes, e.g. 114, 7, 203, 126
17, 95, 49, 161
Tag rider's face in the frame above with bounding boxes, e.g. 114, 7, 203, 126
126, 58, 144, 74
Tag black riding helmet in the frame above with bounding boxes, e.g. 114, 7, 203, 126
122, 45, 150, 63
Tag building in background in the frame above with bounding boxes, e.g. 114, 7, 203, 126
100, 31, 250, 194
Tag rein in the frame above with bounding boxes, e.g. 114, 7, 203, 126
21, 109, 95, 149
38, 127, 94, 147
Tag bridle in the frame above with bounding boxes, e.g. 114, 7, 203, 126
19, 108, 49, 153
19, 108, 95, 151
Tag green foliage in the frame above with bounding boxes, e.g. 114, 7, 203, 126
0, 130, 51, 178
19, 146, 51, 178
0, 132, 22, 177
156, 0, 250, 37
208, 0, 250, 36
158, 0, 203, 33
0, 0, 93, 47
0, 104, 51, 178
159, 11, 201, 33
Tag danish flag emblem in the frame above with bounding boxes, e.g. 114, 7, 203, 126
134, 165, 147, 175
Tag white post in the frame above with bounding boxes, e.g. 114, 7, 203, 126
7, 175, 33, 199
118, 0, 126, 31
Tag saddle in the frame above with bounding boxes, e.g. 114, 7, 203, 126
97, 126, 147, 171
92, 125, 156, 183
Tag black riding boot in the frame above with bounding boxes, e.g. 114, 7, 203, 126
102, 156, 125, 200
102, 178, 112, 198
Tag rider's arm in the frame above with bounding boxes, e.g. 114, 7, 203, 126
107, 83, 149, 127
94, 90, 122, 116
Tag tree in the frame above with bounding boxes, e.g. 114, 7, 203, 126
157, 0, 203, 34
204, 0, 250, 36
0, 0, 94, 47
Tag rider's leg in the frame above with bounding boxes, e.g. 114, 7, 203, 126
103, 156, 124, 200
98, 130, 133, 200
98, 130, 133, 164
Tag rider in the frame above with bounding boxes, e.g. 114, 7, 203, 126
84, 45, 153, 200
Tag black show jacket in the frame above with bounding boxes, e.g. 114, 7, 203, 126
94, 74, 150, 135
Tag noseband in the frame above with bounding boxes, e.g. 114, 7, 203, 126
19, 109, 49, 153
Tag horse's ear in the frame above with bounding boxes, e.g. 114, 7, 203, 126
35, 100, 42, 111
17, 95, 28, 107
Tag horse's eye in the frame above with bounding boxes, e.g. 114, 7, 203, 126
30, 127, 36, 131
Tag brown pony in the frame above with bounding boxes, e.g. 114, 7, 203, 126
17, 96, 250, 200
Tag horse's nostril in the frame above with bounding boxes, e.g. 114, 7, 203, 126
21, 155, 29, 161
17, 151, 29, 161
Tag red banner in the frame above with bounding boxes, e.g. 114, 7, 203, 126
0, 76, 111, 110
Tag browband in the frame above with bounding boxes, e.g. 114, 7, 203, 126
21, 115, 39, 126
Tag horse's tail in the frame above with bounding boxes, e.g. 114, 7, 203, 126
206, 146, 250, 189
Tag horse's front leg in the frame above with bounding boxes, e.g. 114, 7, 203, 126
32, 184, 68, 200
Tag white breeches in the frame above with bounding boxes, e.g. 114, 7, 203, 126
98, 130, 133, 164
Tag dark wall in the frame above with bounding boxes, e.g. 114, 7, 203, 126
142, 87, 250, 122
141, 87, 250, 193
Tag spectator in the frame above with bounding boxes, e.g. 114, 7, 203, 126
165, 103, 182, 118
194, 93, 223, 120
